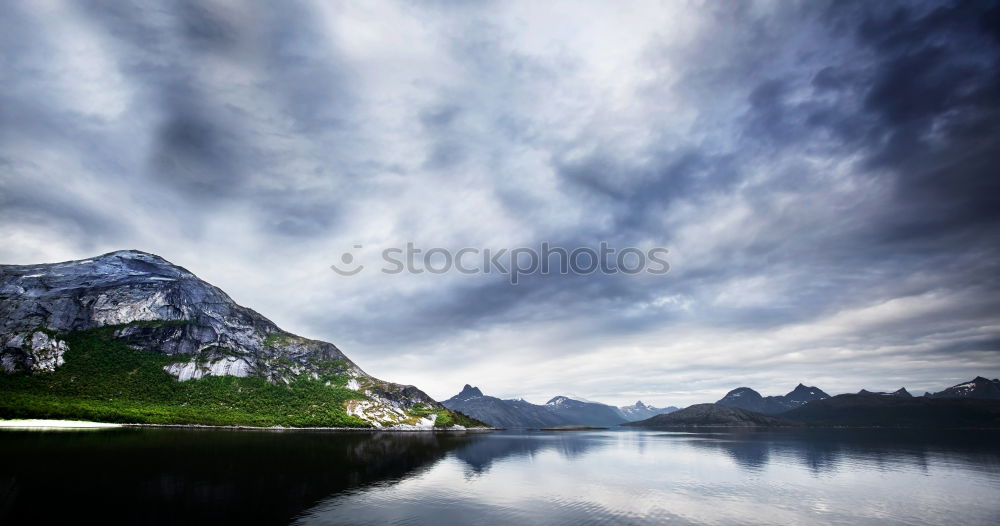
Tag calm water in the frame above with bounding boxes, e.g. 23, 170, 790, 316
1, 428, 998, 525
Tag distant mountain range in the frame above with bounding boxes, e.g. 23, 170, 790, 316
447, 376, 1000, 429
441, 385, 570, 428
625, 377, 1000, 429
780, 393, 1000, 428
622, 404, 795, 428
441, 385, 678, 428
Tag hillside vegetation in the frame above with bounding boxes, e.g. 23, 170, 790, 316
0, 325, 478, 428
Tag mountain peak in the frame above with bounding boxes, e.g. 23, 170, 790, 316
92, 250, 175, 266
5, 249, 200, 286
786, 384, 829, 400
547, 395, 570, 405
926, 376, 1000, 400
720, 387, 762, 399
456, 384, 484, 400
718, 384, 828, 414
100, 249, 158, 258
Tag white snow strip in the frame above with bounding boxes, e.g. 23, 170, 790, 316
0, 419, 121, 429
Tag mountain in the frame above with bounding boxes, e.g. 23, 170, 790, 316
782, 393, 1000, 428
716, 383, 830, 414
925, 377, 1000, 400
857, 388, 913, 397
623, 404, 795, 428
442, 385, 571, 429
0, 250, 484, 429
546, 396, 628, 426
715, 387, 768, 413
783, 384, 830, 407
452, 384, 485, 401
617, 400, 679, 421
441, 388, 630, 428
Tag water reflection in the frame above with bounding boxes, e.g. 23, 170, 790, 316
452, 429, 1000, 477
298, 429, 1000, 525
3, 428, 999, 526
0, 428, 474, 525
453, 431, 610, 473
678, 429, 1000, 475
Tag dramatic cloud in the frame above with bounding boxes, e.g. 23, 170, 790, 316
2, 0, 998, 405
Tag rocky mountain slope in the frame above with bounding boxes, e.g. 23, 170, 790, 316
0, 250, 483, 429
617, 400, 679, 421
716, 384, 830, 414
623, 404, 796, 428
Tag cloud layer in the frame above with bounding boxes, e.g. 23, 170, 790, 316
2, 0, 998, 405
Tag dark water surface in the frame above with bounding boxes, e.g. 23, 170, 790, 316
1, 427, 998, 525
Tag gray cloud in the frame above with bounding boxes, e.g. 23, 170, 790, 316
1, 0, 997, 405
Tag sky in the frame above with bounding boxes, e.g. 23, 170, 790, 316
2, 0, 999, 407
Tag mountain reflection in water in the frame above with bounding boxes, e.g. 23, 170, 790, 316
2, 428, 998, 525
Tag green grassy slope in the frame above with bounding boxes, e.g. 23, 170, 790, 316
0, 325, 479, 428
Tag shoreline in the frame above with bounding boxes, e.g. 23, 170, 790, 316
0, 419, 498, 432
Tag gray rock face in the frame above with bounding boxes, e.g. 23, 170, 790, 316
0, 250, 441, 426
1, 331, 68, 373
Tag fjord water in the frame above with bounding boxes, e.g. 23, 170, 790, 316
1, 428, 998, 525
